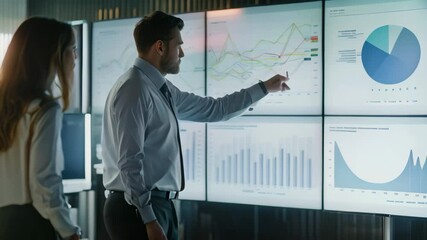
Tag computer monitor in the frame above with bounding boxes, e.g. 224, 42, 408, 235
62, 113, 92, 193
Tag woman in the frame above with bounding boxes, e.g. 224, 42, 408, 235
0, 17, 81, 240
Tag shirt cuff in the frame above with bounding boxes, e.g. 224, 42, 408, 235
44, 206, 81, 238
247, 82, 268, 103
258, 81, 268, 94
139, 204, 157, 224
124, 191, 157, 224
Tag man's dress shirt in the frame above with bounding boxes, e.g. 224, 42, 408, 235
102, 57, 267, 223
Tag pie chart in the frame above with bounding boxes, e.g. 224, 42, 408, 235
361, 25, 421, 85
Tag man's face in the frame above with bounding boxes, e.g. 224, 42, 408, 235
159, 27, 184, 75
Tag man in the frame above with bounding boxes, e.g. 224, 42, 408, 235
102, 10, 290, 240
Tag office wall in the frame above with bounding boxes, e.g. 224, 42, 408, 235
0, 0, 26, 64
0, 0, 26, 32
28, 0, 290, 22
23, 0, 427, 240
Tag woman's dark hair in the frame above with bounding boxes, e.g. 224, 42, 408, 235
0, 17, 73, 151
133, 11, 184, 53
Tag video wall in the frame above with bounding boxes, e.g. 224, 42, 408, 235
91, 12, 207, 200
89, 0, 427, 218
323, 0, 427, 218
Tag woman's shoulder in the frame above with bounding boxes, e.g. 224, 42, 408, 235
27, 98, 61, 117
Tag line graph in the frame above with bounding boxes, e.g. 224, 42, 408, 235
91, 18, 139, 113
91, 13, 206, 113
207, 2, 323, 115
94, 43, 136, 73
208, 23, 317, 81
165, 12, 206, 96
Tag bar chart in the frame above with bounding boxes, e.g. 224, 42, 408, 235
211, 138, 313, 189
207, 116, 322, 209
178, 121, 206, 200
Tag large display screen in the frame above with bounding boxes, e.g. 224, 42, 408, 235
207, 116, 322, 209
324, 117, 427, 218
91, 12, 205, 114
324, 0, 427, 115
165, 12, 206, 98
62, 114, 92, 193
207, 2, 323, 115
177, 121, 206, 201
53, 21, 89, 113
91, 17, 139, 113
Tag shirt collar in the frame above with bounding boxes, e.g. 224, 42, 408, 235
133, 57, 166, 90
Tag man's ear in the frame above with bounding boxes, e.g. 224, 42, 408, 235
154, 40, 165, 56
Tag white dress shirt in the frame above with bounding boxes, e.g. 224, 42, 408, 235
0, 99, 80, 238
101, 57, 267, 223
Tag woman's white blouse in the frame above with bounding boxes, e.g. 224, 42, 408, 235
0, 99, 80, 238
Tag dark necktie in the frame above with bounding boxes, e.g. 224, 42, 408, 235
160, 83, 185, 191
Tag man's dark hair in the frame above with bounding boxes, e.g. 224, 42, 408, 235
134, 11, 184, 53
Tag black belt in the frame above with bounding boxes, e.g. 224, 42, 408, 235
151, 190, 179, 200
108, 190, 179, 200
